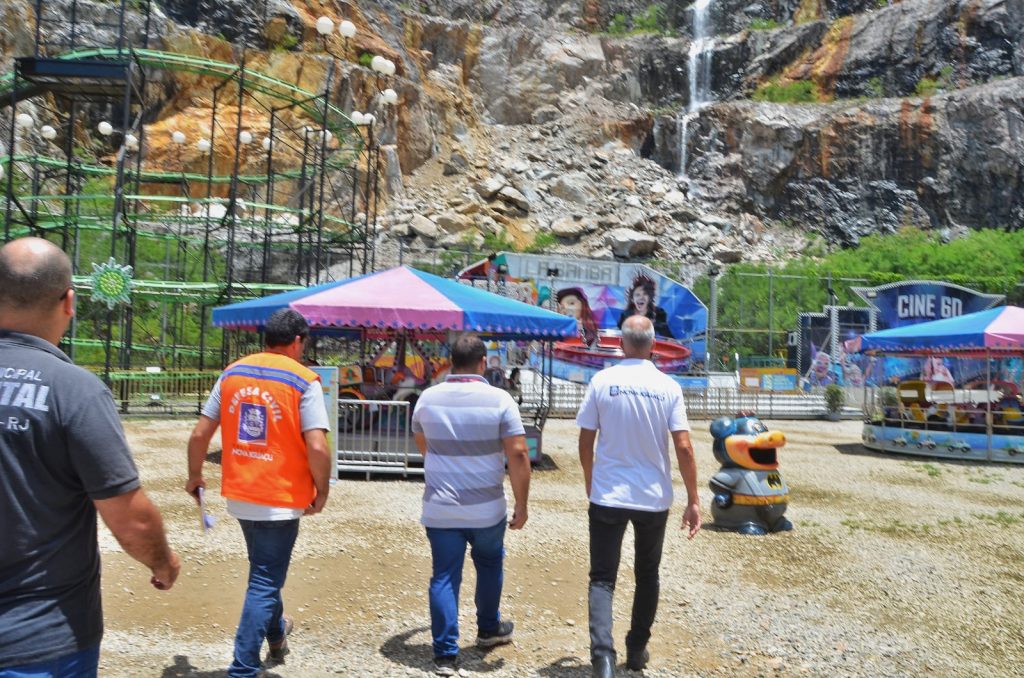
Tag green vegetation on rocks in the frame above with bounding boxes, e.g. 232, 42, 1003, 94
752, 78, 820, 103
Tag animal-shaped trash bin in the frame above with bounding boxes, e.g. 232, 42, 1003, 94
709, 412, 792, 535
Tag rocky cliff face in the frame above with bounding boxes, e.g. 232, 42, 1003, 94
3, 0, 1023, 270
664, 78, 1024, 244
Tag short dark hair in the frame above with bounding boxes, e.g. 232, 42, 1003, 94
450, 332, 486, 370
264, 308, 309, 348
0, 238, 72, 310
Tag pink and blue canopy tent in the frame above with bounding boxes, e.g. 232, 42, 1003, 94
212, 266, 579, 340
848, 306, 1024, 356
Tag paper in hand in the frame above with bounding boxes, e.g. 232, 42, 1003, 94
196, 487, 217, 532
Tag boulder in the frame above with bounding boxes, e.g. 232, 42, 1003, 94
713, 247, 744, 264
389, 220, 411, 237
435, 211, 475, 233
497, 186, 531, 212
662, 190, 687, 207
474, 176, 507, 200
550, 215, 592, 238
443, 149, 470, 176
618, 207, 647, 230
532, 105, 562, 124
409, 215, 439, 240
605, 228, 660, 258
549, 172, 597, 204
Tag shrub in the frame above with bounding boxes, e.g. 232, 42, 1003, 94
865, 76, 884, 98
277, 34, 299, 51
915, 65, 955, 97
749, 18, 781, 30
524, 232, 557, 253
824, 384, 846, 413
607, 13, 629, 34
752, 78, 819, 104
633, 4, 664, 33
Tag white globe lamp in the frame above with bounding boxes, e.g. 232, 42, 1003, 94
339, 20, 356, 38
315, 16, 334, 36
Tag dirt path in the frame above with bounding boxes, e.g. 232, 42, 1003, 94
97, 418, 1024, 677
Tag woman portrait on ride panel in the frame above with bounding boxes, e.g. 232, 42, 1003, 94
556, 287, 600, 349
617, 272, 674, 338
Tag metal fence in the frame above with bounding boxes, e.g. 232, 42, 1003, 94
521, 381, 831, 419
106, 370, 220, 414
336, 399, 419, 476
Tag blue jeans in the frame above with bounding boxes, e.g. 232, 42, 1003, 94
425, 519, 507, 657
228, 518, 300, 678
0, 646, 99, 678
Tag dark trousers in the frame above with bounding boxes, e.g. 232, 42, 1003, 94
588, 502, 669, 661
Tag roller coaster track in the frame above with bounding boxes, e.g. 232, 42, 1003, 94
0, 47, 370, 368
69, 275, 301, 303
1, 50, 370, 243
1, 48, 360, 149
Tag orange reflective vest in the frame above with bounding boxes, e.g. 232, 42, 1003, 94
219, 352, 321, 509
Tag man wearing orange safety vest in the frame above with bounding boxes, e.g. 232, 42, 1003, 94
186, 309, 332, 677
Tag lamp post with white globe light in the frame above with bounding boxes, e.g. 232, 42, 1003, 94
314, 14, 357, 59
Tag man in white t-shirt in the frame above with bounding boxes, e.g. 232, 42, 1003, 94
576, 315, 701, 678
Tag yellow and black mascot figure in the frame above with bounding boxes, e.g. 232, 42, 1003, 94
709, 412, 792, 535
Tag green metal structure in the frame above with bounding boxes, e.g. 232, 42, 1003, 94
1, 0, 390, 395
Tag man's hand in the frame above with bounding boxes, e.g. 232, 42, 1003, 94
508, 503, 528, 530
682, 501, 701, 539
185, 476, 205, 503
304, 490, 329, 516
95, 488, 179, 592
150, 551, 182, 591
503, 434, 530, 530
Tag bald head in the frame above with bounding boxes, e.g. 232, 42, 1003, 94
0, 237, 72, 311
621, 315, 655, 358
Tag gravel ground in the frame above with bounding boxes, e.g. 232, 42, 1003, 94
97, 418, 1024, 677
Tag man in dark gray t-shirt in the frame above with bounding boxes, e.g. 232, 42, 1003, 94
0, 238, 180, 676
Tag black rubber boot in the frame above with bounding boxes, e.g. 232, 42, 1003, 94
592, 654, 616, 678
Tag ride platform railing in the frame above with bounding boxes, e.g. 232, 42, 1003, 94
336, 399, 419, 477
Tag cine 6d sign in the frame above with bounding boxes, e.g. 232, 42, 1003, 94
853, 281, 1003, 330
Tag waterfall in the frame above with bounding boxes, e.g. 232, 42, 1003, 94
679, 0, 716, 180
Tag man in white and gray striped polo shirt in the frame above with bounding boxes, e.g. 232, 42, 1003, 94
412, 333, 531, 677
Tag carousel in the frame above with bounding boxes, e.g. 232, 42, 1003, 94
848, 305, 1024, 464
212, 266, 577, 475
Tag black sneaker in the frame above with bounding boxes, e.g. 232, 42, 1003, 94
476, 619, 514, 647
433, 654, 458, 676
